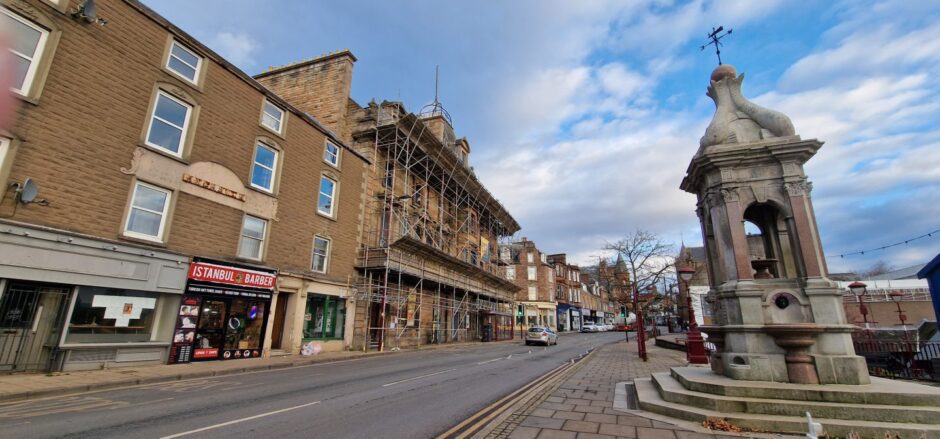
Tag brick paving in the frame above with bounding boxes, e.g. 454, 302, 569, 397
489, 339, 748, 439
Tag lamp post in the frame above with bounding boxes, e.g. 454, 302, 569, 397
678, 263, 708, 364
633, 281, 648, 362
889, 290, 917, 377
848, 281, 873, 343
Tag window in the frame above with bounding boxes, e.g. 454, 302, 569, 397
65, 287, 159, 343
318, 176, 336, 217
2, 8, 49, 96
261, 100, 284, 134
250, 143, 277, 192
527, 252, 534, 263
324, 141, 340, 167
125, 182, 171, 241
506, 266, 516, 280
541, 254, 547, 264
303, 294, 345, 340
238, 215, 267, 260
146, 91, 192, 157
527, 266, 537, 281
528, 286, 537, 301
311, 236, 330, 273
166, 40, 202, 84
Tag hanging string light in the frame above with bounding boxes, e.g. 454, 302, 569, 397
837, 228, 940, 258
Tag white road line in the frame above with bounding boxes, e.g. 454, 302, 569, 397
475, 358, 502, 365
381, 368, 457, 387
159, 400, 321, 438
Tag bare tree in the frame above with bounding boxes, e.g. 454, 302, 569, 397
859, 260, 893, 279
605, 229, 675, 304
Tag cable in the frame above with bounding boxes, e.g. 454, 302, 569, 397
836, 228, 940, 258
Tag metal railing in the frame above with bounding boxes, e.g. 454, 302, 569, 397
854, 340, 940, 381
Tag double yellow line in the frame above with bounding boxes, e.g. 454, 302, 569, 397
436, 349, 596, 439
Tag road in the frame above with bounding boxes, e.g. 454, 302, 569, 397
0, 331, 628, 439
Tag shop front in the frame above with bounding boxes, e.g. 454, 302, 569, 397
0, 222, 189, 372
168, 258, 276, 363
482, 310, 513, 342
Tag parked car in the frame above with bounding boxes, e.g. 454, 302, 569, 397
605, 323, 614, 331
615, 323, 634, 332
525, 326, 558, 346
596, 323, 608, 332
580, 323, 599, 333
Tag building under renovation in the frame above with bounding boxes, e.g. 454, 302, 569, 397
347, 101, 520, 350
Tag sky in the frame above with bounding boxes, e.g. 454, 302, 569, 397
147, 0, 940, 274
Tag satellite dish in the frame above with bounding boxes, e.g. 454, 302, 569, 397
72, 0, 107, 25
19, 178, 38, 204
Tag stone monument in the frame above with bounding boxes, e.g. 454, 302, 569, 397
680, 64, 868, 385
630, 64, 940, 439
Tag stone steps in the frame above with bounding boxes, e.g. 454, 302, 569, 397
652, 372, 940, 424
672, 366, 940, 406
634, 377, 940, 439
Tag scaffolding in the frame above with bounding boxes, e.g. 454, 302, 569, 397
352, 101, 521, 351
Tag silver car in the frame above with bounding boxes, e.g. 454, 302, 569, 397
525, 326, 558, 346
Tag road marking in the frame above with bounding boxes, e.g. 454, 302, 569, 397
381, 368, 457, 387
475, 358, 502, 365
160, 400, 321, 438
0, 396, 126, 418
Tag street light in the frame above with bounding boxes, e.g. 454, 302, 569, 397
848, 281, 870, 328
677, 263, 708, 364
889, 290, 907, 327
889, 290, 917, 377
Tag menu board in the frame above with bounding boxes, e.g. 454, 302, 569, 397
167, 296, 201, 364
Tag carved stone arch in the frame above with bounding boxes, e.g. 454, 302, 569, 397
4, 0, 61, 30
155, 81, 199, 107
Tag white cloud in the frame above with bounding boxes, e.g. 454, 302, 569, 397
207, 31, 259, 68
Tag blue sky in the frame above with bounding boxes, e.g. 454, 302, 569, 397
147, 0, 940, 274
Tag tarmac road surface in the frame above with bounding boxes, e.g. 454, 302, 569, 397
0, 331, 628, 439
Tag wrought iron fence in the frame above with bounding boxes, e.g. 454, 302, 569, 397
853, 340, 940, 381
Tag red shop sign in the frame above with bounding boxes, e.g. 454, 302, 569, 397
188, 262, 276, 290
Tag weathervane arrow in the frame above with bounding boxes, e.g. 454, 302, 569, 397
701, 25, 733, 65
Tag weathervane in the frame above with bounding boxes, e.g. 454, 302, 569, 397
700, 25, 733, 65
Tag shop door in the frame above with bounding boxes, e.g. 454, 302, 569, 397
0, 283, 70, 372
270, 295, 289, 350
193, 299, 228, 361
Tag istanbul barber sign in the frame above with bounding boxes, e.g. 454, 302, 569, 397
168, 258, 277, 364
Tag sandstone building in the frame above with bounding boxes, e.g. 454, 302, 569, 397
0, 0, 367, 371
499, 239, 556, 332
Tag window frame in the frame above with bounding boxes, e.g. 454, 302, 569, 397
505, 266, 516, 280
144, 90, 193, 158
249, 142, 278, 193
323, 140, 340, 167
3, 7, 50, 98
260, 99, 285, 135
317, 175, 337, 218
527, 266, 537, 281
528, 286, 537, 301
123, 181, 172, 243
237, 215, 268, 261
311, 235, 331, 274
165, 39, 203, 86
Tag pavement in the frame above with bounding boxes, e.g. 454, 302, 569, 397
0, 332, 621, 438
489, 339, 756, 439
0, 337, 519, 403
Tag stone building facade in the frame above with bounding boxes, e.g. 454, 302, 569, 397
0, 0, 366, 371
500, 239, 556, 332
548, 254, 584, 332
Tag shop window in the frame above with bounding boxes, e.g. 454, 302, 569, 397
318, 175, 336, 217
303, 294, 345, 340
237, 215, 267, 260
324, 141, 340, 167
261, 99, 284, 134
65, 287, 158, 343
124, 181, 171, 242
222, 299, 266, 351
145, 90, 192, 157
166, 40, 203, 85
2, 7, 49, 97
250, 142, 278, 192
311, 235, 330, 273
